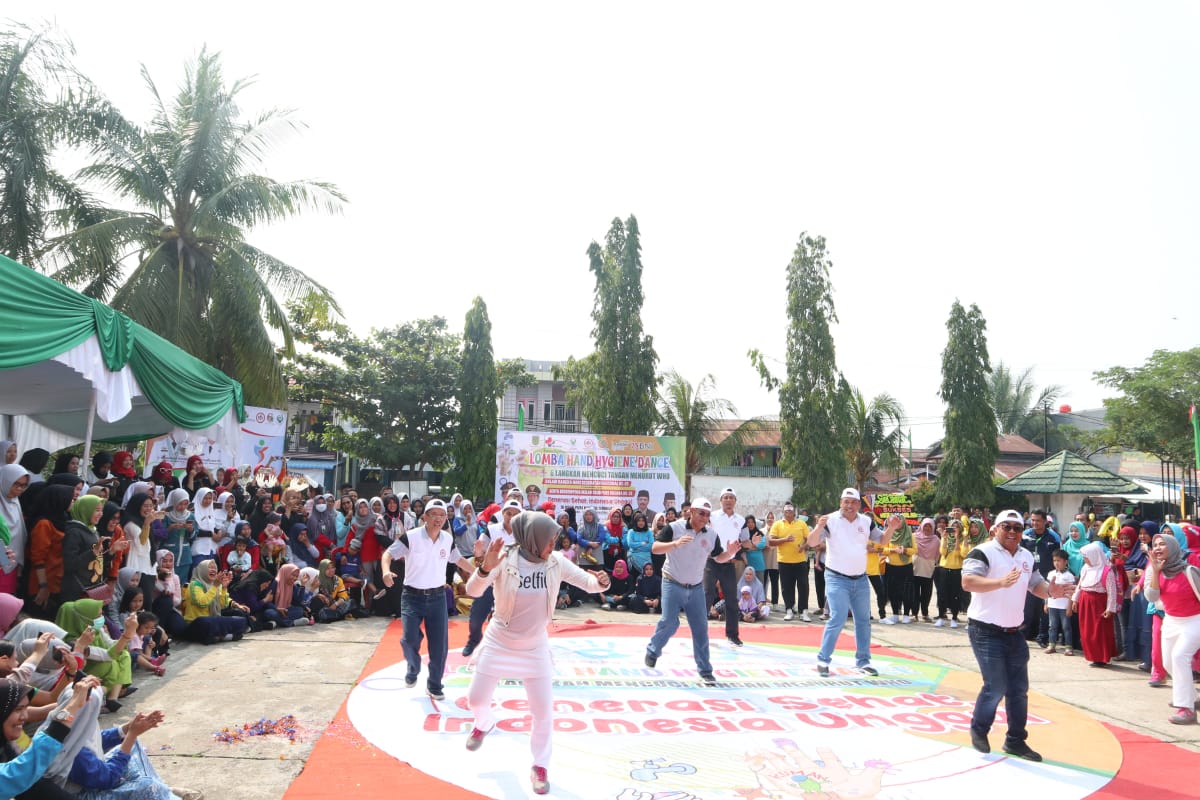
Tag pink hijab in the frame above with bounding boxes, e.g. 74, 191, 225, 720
915, 518, 940, 560
275, 564, 300, 609
0, 592, 23, 636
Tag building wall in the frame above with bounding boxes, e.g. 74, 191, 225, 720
690, 475, 795, 520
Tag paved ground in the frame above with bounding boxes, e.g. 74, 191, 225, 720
131, 606, 1199, 799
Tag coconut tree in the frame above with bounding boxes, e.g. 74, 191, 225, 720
657, 371, 768, 498
45, 48, 344, 405
0, 26, 118, 265
988, 362, 1067, 451
844, 388, 905, 492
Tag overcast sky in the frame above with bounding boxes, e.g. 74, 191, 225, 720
17, 2, 1200, 443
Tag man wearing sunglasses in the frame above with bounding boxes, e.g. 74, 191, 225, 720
961, 509, 1069, 762
644, 497, 741, 685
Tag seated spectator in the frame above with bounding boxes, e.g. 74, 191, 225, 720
129, 611, 168, 677
225, 537, 253, 581
0, 676, 100, 799
150, 551, 186, 640
599, 560, 633, 611
54, 600, 138, 713
229, 569, 284, 631
313, 559, 352, 623
736, 566, 771, 620
270, 564, 309, 627
181, 560, 248, 645
629, 561, 662, 614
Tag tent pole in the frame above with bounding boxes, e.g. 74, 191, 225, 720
82, 390, 97, 478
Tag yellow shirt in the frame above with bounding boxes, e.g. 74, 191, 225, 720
184, 581, 230, 622
865, 541, 886, 576
939, 533, 965, 569
770, 519, 810, 563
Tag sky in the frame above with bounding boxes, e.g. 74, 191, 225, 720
14, 2, 1200, 444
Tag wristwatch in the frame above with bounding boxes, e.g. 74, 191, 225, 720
51, 709, 75, 724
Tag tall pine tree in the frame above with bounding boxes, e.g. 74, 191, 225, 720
936, 300, 999, 508
777, 233, 847, 511
455, 297, 500, 502
560, 215, 659, 435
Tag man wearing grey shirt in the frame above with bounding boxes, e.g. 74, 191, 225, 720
644, 498, 740, 685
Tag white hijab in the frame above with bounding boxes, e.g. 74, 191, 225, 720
41, 686, 105, 787
192, 487, 217, 531
0, 465, 29, 557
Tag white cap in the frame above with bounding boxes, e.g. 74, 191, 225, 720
502, 499, 523, 512
841, 488, 861, 501
995, 509, 1024, 526
720, 487, 737, 499
425, 499, 447, 513
691, 497, 713, 513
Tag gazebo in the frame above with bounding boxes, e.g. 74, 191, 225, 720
996, 450, 1145, 528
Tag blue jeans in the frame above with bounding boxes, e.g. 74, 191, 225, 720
466, 585, 494, 648
402, 590, 449, 694
1047, 606, 1069, 646
968, 623, 1030, 744
817, 571, 872, 667
647, 578, 712, 676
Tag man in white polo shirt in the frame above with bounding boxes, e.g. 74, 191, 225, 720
644, 497, 741, 685
961, 509, 1067, 762
462, 499, 523, 657
705, 487, 748, 646
808, 488, 901, 677
381, 498, 474, 701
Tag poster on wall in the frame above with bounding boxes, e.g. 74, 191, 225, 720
495, 429, 685, 510
143, 405, 287, 478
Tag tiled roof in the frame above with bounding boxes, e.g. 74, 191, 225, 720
996, 451, 1146, 495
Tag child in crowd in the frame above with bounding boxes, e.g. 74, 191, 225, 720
1045, 549, 1076, 656
1073, 541, 1120, 666
261, 513, 289, 567
226, 537, 252, 580
738, 586, 761, 622
130, 610, 167, 676
336, 539, 365, 607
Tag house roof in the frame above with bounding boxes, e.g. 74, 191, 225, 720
996, 450, 1146, 495
702, 419, 782, 448
926, 433, 1044, 461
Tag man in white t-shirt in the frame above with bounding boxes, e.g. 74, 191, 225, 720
808, 488, 900, 677
380, 498, 473, 701
961, 509, 1067, 762
463, 499, 523, 657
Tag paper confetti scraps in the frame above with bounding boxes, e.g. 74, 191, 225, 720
213, 715, 303, 744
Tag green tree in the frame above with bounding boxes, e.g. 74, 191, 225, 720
558, 215, 659, 435
1093, 348, 1200, 465
287, 316, 461, 470
845, 388, 905, 492
656, 371, 766, 498
909, 477, 937, 516
45, 49, 344, 405
988, 361, 1068, 452
753, 233, 848, 511
936, 300, 998, 508
454, 298, 502, 502
0, 26, 119, 264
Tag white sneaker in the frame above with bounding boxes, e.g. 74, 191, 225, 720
950, 619, 960, 629
934, 618, 944, 627
900, 615, 911, 624
784, 609, 794, 621
881, 616, 897, 625
801, 610, 813, 622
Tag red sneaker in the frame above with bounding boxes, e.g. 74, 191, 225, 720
465, 727, 488, 751
530, 766, 549, 795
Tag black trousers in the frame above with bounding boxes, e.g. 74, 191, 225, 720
705, 560, 739, 638
779, 561, 810, 613
885, 562, 915, 616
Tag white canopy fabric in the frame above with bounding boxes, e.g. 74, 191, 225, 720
1090, 478, 1175, 504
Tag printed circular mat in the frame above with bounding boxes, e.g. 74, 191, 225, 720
347, 630, 1118, 799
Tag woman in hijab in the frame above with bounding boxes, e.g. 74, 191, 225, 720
181, 560, 248, 644
55, 599, 137, 712
464, 511, 609, 796
0, 593, 23, 640
1144, 531, 1200, 724
306, 493, 338, 547
86, 451, 119, 494
599, 559, 633, 611
350, 499, 385, 604
288, 523, 321, 569
0, 676, 99, 799
314, 559, 352, 623
936, 519, 966, 627
52, 453, 81, 479
120, 481, 153, 512
213, 491, 239, 549
60, 495, 105, 603
623, 513, 654, 574
149, 462, 178, 494
187, 487, 220, 579
229, 568, 284, 631
575, 509, 605, 566
0, 441, 15, 466
1062, 521, 1090, 577
604, 508, 626, 570
28, 485, 76, 617
121, 492, 162, 592
735, 565, 770, 620
880, 517, 916, 625
180, 455, 212, 499
272, 564, 309, 626
1114, 525, 1148, 663
160, 488, 194, 585
245, 493, 275, 540
1071, 541, 1119, 667
37, 683, 179, 799
0, 465, 29, 595
97, 501, 127, 583
18, 447, 50, 486
912, 518, 940, 623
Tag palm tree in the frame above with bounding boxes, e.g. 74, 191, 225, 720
988, 362, 1066, 451
844, 388, 905, 491
0, 26, 119, 265
45, 49, 345, 405
657, 371, 767, 498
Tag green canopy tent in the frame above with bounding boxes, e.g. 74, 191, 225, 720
0, 253, 245, 462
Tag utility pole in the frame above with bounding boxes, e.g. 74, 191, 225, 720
1043, 401, 1050, 459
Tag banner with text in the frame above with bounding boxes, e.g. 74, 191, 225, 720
144, 405, 287, 478
495, 430, 685, 509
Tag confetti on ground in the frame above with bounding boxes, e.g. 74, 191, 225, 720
213, 715, 305, 744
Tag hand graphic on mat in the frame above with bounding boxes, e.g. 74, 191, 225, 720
746, 741, 885, 799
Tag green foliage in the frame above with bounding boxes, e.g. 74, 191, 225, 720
909, 478, 937, 516
988, 361, 1069, 452
560, 216, 659, 435
775, 233, 848, 511
845, 388, 905, 491
936, 300, 999, 508
994, 475, 1030, 514
1093, 348, 1200, 465
44, 48, 344, 406
454, 298, 501, 503
287, 314, 460, 470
